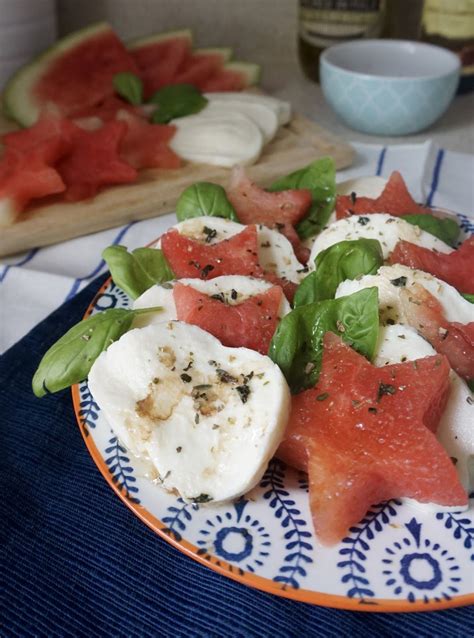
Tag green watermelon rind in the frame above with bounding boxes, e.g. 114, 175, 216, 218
127, 29, 193, 51
223, 61, 261, 86
3, 22, 113, 127
192, 48, 233, 64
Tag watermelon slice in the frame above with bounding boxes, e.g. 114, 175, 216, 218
173, 282, 282, 354
0, 151, 65, 225
336, 171, 431, 220
71, 95, 136, 122
399, 283, 474, 382
128, 29, 193, 97
278, 332, 466, 545
116, 110, 181, 170
0, 112, 79, 223
161, 225, 263, 279
227, 166, 312, 263
3, 23, 138, 127
389, 237, 474, 295
202, 62, 261, 92
56, 120, 137, 201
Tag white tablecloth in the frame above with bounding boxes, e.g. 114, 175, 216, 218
1, 141, 473, 354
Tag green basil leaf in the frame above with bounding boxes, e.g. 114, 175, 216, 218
113, 72, 143, 106
294, 239, 383, 307
149, 83, 208, 124
462, 293, 474, 303
269, 287, 379, 394
402, 214, 460, 248
269, 157, 336, 240
103, 245, 175, 300
176, 182, 239, 222
32, 306, 161, 397
467, 379, 474, 392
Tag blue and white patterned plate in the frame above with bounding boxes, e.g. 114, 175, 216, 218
72, 212, 474, 612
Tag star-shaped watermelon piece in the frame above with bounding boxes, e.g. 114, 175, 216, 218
278, 332, 467, 545
57, 120, 137, 201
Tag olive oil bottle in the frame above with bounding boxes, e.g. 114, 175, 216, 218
421, 0, 474, 93
298, 0, 387, 82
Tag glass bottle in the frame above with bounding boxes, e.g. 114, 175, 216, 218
298, 0, 387, 82
420, 0, 474, 93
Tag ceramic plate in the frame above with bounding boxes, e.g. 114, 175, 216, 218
72, 211, 474, 612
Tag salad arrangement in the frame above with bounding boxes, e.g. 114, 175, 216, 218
33, 157, 474, 549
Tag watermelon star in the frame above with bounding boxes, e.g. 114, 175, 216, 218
278, 332, 467, 545
57, 120, 137, 201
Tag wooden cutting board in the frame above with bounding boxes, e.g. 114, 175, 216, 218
0, 112, 354, 257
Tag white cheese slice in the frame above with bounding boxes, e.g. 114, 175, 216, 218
155, 216, 304, 283
336, 176, 387, 198
375, 324, 472, 510
336, 264, 474, 325
88, 321, 291, 503
132, 275, 291, 329
170, 112, 264, 167
204, 92, 291, 126
198, 100, 278, 143
309, 213, 452, 265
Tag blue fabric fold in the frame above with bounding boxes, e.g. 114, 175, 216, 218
1, 273, 473, 638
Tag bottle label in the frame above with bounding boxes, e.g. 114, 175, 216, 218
299, 0, 385, 48
422, 0, 474, 40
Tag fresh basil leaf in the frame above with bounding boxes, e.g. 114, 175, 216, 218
149, 83, 208, 124
32, 306, 162, 397
467, 379, 474, 392
103, 245, 174, 300
176, 182, 239, 222
269, 157, 336, 240
462, 293, 474, 303
113, 72, 143, 106
269, 287, 379, 394
402, 214, 460, 247
294, 239, 383, 307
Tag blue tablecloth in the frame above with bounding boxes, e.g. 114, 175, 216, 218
1, 273, 473, 637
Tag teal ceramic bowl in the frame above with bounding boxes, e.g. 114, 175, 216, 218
320, 40, 460, 136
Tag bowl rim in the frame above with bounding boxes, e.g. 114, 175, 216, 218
320, 39, 461, 82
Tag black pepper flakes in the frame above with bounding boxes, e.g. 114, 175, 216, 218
377, 383, 397, 402
180, 373, 192, 383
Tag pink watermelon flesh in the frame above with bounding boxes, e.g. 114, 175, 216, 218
173, 282, 283, 354
278, 332, 465, 545
336, 171, 431, 219
116, 110, 181, 170
35, 29, 139, 118
201, 68, 247, 92
227, 166, 312, 264
172, 53, 224, 90
56, 120, 137, 201
131, 37, 192, 97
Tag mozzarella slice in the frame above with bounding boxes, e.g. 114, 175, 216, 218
170, 112, 264, 167
198, 101, 278, 143
375, 324, 473, 507
155, 216, 304, 283
336, 264, 474, 325
204, 92, 291, 126
88, 321, 290, 503
132, 275, 292, 329
336, 175, 387, 198
309, 213, 452, 265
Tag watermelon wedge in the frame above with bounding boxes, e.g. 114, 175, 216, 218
128, 29, 193, 97
202, 62, 261, 92
278, 332, 466, 545
3, 22, 139, 127
173, 282, 283, 354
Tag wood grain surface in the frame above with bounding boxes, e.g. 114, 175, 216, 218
0, 112, 353, 257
